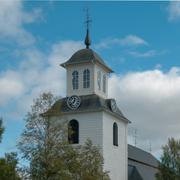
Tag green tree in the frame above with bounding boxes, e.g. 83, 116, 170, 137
156, 138, 180, 180
0, 118, 20, 180
0, 152, 21, 180
0, 117, 5, 143
77, 139, 109, 180
18, 92, 109, 180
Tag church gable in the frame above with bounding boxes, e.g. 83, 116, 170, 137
128, 165, 143, 180
128, 145, 158, 180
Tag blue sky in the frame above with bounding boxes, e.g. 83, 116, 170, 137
1, 1, 180, 158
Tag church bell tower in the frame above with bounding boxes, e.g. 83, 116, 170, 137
61, 31, 113, 99
46, 14, 129, 180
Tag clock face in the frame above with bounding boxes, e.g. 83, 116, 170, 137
110, 99, 117, 112
67, 95, 81, 110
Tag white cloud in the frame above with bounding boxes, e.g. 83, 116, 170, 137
167, 1, 180, 22
0, 70, 24, 106
129, 50, 157, 58
95, 35, 148, 49
0, 40, 83, 118
0, 0, 43, 45
120, 35, 148, 46
109, 68, 180, 156
129, 49, 167, 58
155, 64, 162, 69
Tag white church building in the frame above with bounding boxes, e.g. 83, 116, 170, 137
45, 29, 158, 180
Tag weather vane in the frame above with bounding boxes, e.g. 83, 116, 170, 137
84, 7, 92, 31
84, 7, 92, 49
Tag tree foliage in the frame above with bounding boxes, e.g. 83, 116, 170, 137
0, 152, 20, 180
18, 92, 109, 180
0, 118, 20, 180
156, 138, 180, 180
0, 117, 5, 143
77, 139, 109, 180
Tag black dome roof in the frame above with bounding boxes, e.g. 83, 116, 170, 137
61, 48, 113, 73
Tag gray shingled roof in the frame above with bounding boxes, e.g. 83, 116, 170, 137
128, 144, 158, 168
43, 94, 129, 123
61, 48, 113, 73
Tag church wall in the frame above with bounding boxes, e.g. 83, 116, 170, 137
62, 111, 103, 148
66, 62, 109, 99
102, 112, 128, 180
66, 63, 95, 97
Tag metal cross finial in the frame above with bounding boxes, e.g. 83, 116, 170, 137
84, 7, 92, 49
85, 7, 92, 30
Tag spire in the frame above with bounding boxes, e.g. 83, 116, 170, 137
85, 29, 91, 49
84, 7, 92, 49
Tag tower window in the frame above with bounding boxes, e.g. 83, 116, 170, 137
103, 74, 106, 93
83, 69, 90, 88
68, 119, 79, 144
97, 71, 101, 90
72, 71, 79, 90
113, 122, 118, 146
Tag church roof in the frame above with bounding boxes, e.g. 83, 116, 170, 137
43, 94, 129, 123
128, 144, 158, 168
61, 48, 113, 73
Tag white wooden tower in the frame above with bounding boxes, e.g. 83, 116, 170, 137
47, 16, 129, 180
